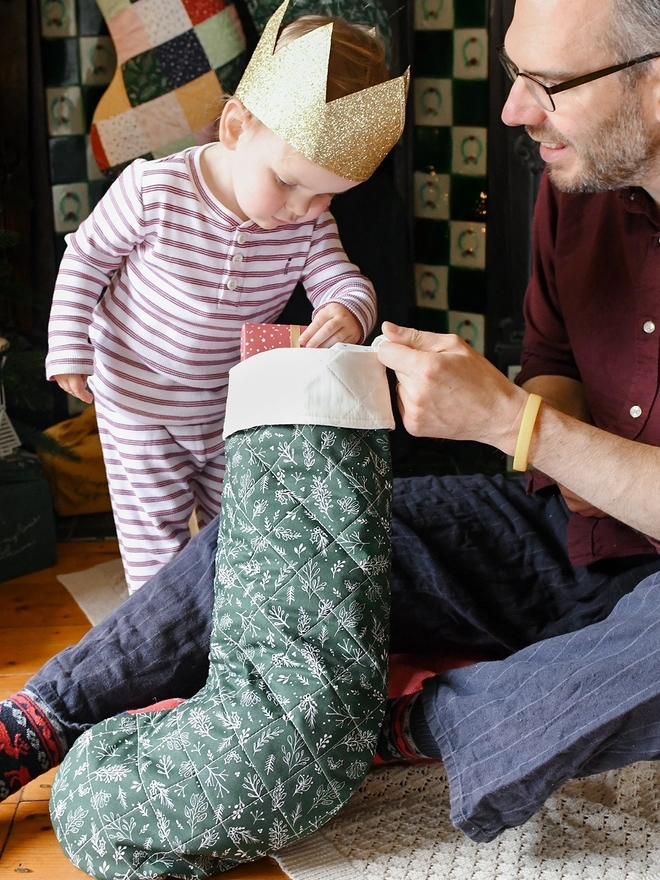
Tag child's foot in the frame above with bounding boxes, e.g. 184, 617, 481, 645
0, 693, 64, 800
374, 693, 443, 766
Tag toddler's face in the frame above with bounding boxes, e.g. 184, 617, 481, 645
229, 122, 358, 229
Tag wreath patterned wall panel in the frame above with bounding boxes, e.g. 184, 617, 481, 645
411, 0, 488, 355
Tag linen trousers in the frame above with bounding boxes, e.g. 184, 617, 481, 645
27, 474, 660, 841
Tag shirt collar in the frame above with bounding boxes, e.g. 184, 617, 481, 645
619, 186, 660, 225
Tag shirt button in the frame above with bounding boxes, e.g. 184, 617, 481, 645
643, 320, 656, 333
227, 278, 238, 290
232, 254, 243, 264
630, 405, 643, 418
237, 233, 248, 244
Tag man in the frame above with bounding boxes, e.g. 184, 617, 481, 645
4, 0, 660, 844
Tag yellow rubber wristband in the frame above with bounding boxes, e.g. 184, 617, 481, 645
512, 393, 542, 472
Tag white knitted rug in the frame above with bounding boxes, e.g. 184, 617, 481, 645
275, 762, 660, 880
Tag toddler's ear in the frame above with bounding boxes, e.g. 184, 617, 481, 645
218, 98, 251, 150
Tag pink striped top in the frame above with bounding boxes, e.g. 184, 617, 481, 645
46, 146, 377, 424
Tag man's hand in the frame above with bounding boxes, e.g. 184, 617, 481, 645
53, 374, 94, 404
298, 303, 361, 348
375, 322, 527, 453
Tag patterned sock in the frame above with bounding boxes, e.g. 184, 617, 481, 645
0, 692, 64, 800
374, 693, 443, 765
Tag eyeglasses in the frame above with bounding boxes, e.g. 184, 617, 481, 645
497, 45, 660, 112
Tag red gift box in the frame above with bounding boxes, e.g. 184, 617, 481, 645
240, 323, 308, 361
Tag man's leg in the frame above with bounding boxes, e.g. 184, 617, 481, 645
386, 472, 660, 840
389, 473, 660, 655
422, 571, 660, 842
5, 472, 659, 803
5, 514, 218, 766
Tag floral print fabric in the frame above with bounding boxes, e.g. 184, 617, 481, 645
51, 423, 392, 879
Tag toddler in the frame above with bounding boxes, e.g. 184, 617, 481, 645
46, 9, 407, 592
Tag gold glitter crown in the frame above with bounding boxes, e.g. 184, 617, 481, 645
234, 0, 409, 182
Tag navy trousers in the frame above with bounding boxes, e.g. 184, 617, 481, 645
27, 474, 660, 841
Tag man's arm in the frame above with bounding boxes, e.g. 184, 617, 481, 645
377, 323, 660, 541
527, 404, 660, 539
521, 375, 605, 517
521, 375, 590, 421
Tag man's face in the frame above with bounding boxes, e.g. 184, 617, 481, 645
501, 0, 660, 193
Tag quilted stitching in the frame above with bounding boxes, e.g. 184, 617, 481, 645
51, 423, 392, 879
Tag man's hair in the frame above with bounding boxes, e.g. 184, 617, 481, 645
275, 15, 389, 101
607, 0, 660, 61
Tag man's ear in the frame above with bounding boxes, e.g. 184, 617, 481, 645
218, 98, 251, 150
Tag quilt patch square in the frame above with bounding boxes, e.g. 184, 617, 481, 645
122, 48, 171, 105
94, 107, 151, 165
175, 70, 224, 130
154, 30, 211, 89
106, 5, 151, 63
181, 0, 226, 26
134, 0, 193, 46
134, 91, 194, 151
195, 8, 246, 69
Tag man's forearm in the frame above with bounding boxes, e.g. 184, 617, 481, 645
522, 375, 591, 422
527, 404, 660, 540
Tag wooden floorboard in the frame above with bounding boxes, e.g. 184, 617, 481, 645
0, 543, 289, 879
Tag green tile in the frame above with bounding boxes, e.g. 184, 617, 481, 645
49, 136, 87, 184
54, 233, 68, 264
414, 126, 452, 173
42, 37, 80, 87
88, 179, 112, 209
78, 0, 108, 36
454, 0, 488, 28
82, 85, 107, 128
414, 308, 449, 333
414, 218, 449, 264
452, 80, 489, 126
449, 176, 487, 221
413, 31, 453, 78
447, 267, 487, 312
122, 51, 171, 107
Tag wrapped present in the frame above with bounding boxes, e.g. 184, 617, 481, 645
0, 451, 57, 583
240, 323, 308, 361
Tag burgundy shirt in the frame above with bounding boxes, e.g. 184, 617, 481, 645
516, 171, 660, 565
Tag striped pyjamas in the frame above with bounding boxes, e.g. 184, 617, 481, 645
95, 406, 225, 592
46, 145, 377, 589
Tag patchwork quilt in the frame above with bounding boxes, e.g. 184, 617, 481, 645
90, 0, 248, 174
50, 350, 393, 879
89, 0, 391, 177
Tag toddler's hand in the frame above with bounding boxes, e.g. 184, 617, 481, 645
299, 303, 362, 348
54, 374, 94, 404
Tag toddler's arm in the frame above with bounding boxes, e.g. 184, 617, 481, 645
299, 302, 361, 348
46, 160, 149, 383
302, 213, 377, 342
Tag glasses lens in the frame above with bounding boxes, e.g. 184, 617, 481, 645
521, 76, 555, 112
497, 48, 517, 83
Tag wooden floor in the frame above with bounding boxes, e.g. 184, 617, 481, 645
0, 542, 288, 880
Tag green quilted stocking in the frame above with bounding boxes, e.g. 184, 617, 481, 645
50, 350, 393, 879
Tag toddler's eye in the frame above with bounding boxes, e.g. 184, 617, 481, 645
276, 175, 294, 188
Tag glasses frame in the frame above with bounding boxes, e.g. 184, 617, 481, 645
497, 45, 660, 111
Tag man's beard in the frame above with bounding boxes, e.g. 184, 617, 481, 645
527, 85, 660, 193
